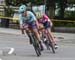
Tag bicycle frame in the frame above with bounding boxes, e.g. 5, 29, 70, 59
29, 31, 41, 56
39, 28, 55, 53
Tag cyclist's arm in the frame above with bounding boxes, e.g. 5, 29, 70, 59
43, 14, 53, 27
19, 15, 24, 29
29, 11, 36, 21
48, 18, 53, 27
29, 11, 39, 29
19, 15, 25, 34
35, 20, 40, 29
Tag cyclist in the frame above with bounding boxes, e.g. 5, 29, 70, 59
18, 5, 44, 50
35, 12, 58, 49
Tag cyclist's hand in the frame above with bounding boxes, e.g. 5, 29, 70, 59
20, 24, 24, 34
20, 24, 24, 29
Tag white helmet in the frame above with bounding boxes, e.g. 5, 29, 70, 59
19, 5, 26, 13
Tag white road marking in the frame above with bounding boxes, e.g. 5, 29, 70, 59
0, 58, 2, 60
8, 48, 15, 54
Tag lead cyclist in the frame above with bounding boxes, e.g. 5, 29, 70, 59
35, 12, 58, 49
18, 5, 44, 51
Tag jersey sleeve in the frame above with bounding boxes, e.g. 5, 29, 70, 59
29, 11, 37, 21
43, 14, 49, 20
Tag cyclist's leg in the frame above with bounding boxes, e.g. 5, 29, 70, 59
39, 24, 47, 42
47, 28, 58, 49
47, 28, 55, 44
43, 21, 56, 44
23, 23, 32, 44
30, 21, 44, 50
25, 29, 33, 44
43, 21, 58, 49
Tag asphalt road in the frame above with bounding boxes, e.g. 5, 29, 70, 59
0, 33, 75, 60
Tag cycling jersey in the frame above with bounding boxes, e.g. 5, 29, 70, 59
38, 14, 51, 29
42, 14, 49, 21
38, 14, 49, 23
19, 11, 37, 24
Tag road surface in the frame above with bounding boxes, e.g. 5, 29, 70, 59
0, 33, 75, 60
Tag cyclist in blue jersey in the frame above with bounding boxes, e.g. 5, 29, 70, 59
18, 5, 44, 50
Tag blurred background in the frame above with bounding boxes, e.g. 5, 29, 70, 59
0, 0, 75, 32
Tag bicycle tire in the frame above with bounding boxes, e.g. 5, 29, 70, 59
34, 44, 41, 56
45, 40, 50, 50
47, 33, 55, 53
31, 33, 41, 56
41, 32, 50, 50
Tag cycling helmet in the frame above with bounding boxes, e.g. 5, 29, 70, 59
35, 12, 42, 19
19, 5, 26, 13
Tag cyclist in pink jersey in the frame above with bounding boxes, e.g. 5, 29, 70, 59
35, 12, 58, 49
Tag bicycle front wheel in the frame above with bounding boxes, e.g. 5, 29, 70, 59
47, 33, 55, 53
32, 33, 41, 56
34, 44, 41, 56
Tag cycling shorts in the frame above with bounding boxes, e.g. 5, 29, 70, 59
23, 21, 37, 29
43, 21, 51, 29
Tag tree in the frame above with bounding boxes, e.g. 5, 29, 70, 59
45, 0, 55, 18
5, 0, 44, 6
3, 0, 14, 28
55, 0, 68, 19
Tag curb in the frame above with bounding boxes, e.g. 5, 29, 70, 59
54, 27, 75, 33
